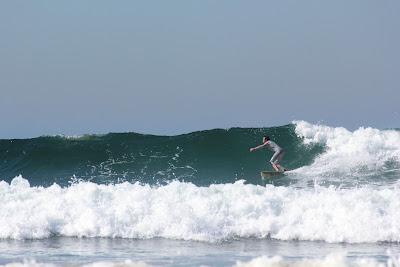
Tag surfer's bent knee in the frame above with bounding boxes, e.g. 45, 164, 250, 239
270, 149, 283, 164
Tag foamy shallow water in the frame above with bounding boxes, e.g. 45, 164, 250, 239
0, 238, 400, 267
0, 238, 399, 267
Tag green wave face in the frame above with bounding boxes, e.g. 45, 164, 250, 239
0, 124, 323, 186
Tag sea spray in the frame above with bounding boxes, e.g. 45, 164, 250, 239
293, 121, 400, 186
1, 176, 400, 243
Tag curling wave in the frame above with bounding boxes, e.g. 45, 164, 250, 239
0, 121, 399, 187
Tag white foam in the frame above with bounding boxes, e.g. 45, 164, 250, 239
293, 121, 400, 178
235, 253, 396, 267
2, 176, 400, 243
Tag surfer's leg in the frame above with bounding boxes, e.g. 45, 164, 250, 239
270, 151, 280, 164
276, 164, 287, 172
271, 162, 280, 172
270, 151, 282, 171
277, 151, 288, 171
270, 150, 285, 172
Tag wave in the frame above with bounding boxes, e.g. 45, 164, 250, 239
2, 176, 400, 243
1, 122, 400, 243
0, 121, 399, 187
0, 124, 316, 186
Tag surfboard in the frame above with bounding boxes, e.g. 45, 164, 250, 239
260, 171, 285, 179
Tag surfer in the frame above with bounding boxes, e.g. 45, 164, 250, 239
249, 136, 287, 172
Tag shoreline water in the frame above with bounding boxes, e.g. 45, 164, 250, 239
1, 237, 399, 266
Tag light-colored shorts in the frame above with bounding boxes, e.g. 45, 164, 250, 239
270, 149, 284, 164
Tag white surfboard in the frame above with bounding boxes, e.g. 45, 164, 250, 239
260, 171, 285, 179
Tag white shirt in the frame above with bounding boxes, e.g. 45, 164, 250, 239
266, 140, 282, 152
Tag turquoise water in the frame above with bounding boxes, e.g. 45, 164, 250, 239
0, 124, 322, 187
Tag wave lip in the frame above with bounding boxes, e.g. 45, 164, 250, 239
2, 176, 400, 243
293, 120, 400, 183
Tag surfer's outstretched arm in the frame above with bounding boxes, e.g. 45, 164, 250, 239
249, 142, 267, 152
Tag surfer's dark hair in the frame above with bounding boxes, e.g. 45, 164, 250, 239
263, 136, 270, 141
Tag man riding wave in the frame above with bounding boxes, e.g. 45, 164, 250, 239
250, 136, 287, 172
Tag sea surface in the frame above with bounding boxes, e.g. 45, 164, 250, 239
1, 121, 400, 267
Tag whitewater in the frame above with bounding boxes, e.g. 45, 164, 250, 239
1, 121, 400, 266
2, 175, 400, 243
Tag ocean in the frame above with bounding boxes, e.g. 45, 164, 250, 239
1, 121, 400, 267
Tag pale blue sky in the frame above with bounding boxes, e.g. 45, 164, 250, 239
0, 1, 399, 138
